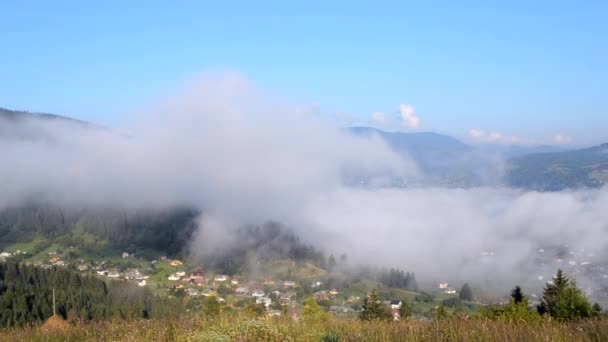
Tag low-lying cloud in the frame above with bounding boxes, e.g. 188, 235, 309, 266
1, 71, 606, 297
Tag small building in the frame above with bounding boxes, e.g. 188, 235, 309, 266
314, 291, 329, 302
444, 288, 456, 294
107, 270, 121, 278
347, 296, 361, 303
251, 290, 265, 298
122, 252, 130, 259
439, 281, 449, 289
235, 287, 250, 296
256, 297, 272, 307
214, 275, 228, 282
137, 280, 147, 287
390, 300, 402, 310
282, 281, 296, 288
329, 288, 341, 296
169, 260, 183, 267
0, 252, 12, 259
175, 271, 186, 277
168, 274, 181, 281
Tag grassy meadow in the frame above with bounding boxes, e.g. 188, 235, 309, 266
1, 315, 607, 342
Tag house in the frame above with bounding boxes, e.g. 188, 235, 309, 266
107, 270, 121, 278
138, 280, 147, 287
122, 252, 130, 259
49, 257, 61, 264
230, 279, 239, 285
390, 300, 402, 310
251, 290, 265, 298
347, 296, 361, 303
124, 269, 142, 280
268, 310, 282, 317
0, 252, 12, 259
329, 288, 341, 296
256, 297, 272, 307
282, 281, 296, 288
97, 270, 108, 276
445, 288, 456, 294
175, 271, 186, 277
235, 287, 250, 296
77, 264, 89, 272
314, 291, 329, 302
310, 281, 322, 288
214, 275, 228, 282
263, 279, 276, 286
191, 275, 205, 285
168, 274, 181, 281
169, 260, 183, 267
439, 282, 449, 289
54, 260, 66, 267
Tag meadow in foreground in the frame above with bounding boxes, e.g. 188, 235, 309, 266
2, 315, 607, 342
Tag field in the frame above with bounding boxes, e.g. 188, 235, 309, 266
1, 315, 607, 342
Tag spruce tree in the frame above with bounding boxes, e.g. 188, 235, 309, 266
359, 291, 390, 321
511, 285, 524, 304
459, 283, 473, 301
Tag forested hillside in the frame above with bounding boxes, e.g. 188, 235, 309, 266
0, 262, 182, 327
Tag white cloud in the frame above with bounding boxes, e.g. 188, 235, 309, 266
469, 129, 575, 146
554, 134, 573, 145
371, 111, 385, 124
398, 104, 420, 129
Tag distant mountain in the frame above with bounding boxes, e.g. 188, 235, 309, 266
0, 107, 90, 126
348, 127, 503, 186
0, 107, 102, 142
507, 143, 608, 190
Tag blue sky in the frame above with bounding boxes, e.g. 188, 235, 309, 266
1, 1, 607, 144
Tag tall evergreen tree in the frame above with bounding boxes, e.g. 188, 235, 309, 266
511, 285, 524, 304
459, 283, 473, 301
537, 269, 594, 321
359, 291, 391, 321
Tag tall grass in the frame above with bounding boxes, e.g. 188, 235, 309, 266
1, 315, 607, 341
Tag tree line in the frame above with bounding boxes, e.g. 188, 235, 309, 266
0, 262, 183, 327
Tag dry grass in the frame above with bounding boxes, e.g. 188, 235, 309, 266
1, 315, 607, 342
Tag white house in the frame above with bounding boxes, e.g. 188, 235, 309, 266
0, 252, 12, 258
390, 300, 402, 310
168, 274, 181, 281
122, 252, 129, 259
256, 297, 272, 307
252, 290, 265, 297
439, 282, 449, 289
107, 270, 121, 278
283, 281, 296, 288
175, 271, 186, 277
214, 275, 228, 282
138, 280, 147, 287
235, 287, 249, 295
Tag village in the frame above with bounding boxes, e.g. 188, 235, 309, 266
2, 241, 608, 317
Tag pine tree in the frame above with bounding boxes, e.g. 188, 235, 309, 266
359, 291, 390, 321
459, 283, 473, 301
537, 269, 594, 321
511, 285, 524, 304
